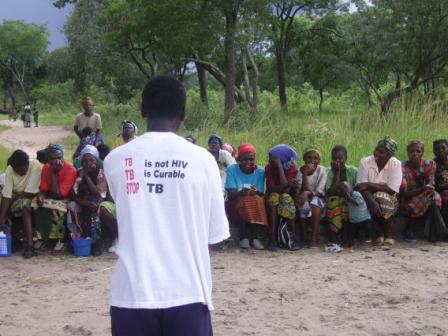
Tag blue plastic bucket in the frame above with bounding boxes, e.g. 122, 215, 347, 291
72, 237, 91, 257
0, 224, 12, 257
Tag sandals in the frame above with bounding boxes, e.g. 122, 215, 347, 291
52, 240, 66, 255
325, 243, 344, 253
33, 240, 46, 251
384, 238, 395, 246
374, 236, 384, 246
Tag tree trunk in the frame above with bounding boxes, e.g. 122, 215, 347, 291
246, 47, 259, 113
223, 7, 237, 124
3, 88, 8, 110
319, 88, 324, 112
7, 85, 16, 108
241, 48, 251, 107
195, 61, 208, 106
275, 43, 287, 111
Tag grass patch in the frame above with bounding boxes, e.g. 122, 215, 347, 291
29, 88, 448, 169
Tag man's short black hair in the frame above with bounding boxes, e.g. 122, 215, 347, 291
141, 76, 186, 120
8, 149, 29, 168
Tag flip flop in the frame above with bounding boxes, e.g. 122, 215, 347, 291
325, 243, 344, 253
374, 236, 384, 246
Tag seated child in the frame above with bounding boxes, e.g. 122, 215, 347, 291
295, 148, 327, 247
340, 181, 372, 245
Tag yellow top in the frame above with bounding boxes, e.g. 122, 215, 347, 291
112, 135, 136, 149
2, 160, 42, 198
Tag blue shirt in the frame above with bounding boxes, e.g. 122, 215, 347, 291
348, 191, 371, 223
225, 164, 265, 193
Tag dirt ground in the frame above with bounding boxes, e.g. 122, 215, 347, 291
0, 119, 72, 157
1, 120, 448, 335
1, 243, 448, 336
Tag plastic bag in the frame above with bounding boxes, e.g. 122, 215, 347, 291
424, 204, 448, 242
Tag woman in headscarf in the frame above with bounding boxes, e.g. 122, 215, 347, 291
208, 134, 235, 175
33, 144, 77, 254
356, 136, 402, 246
225, 143, 267, 250
68, 145, 117, 256
433, 139, 448, 221
112, 120, 138, 149
325, 145, 358, 246
400, 140, 441, 242
295, 147, 328, 247
265, 144, 300, 250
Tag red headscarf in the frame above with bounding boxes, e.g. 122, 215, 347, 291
236, 143, 257, 161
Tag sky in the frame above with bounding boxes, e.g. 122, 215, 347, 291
0, 0, 73, 50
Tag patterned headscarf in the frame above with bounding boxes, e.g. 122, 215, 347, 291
302, 147, 321, 160
47, 143, 64, 155
80, 145, 99, 160
122, 120, 138, 134
269, 144, 298, 170
208, 134, 223, 146
377, 136, 398, 154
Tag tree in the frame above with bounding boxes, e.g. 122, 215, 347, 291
0, 20, 49, 102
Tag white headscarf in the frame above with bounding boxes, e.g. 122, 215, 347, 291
80, 145, 99, 160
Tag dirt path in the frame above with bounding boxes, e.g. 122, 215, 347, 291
0, 120, 73, 157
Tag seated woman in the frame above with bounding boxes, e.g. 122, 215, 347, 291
33, 144, 77, 254
68, 145, 117, 256
295, 148, 327, 247
356, 136, 402, 246
0, 150, 42, 258
433, 139, 448, 222
400, 140, 441, 242
112, 120, 138, 149
325, 145, 358, 246
225, 144, 267, 250
208, 134, 235, 174
265, 144, 300, 250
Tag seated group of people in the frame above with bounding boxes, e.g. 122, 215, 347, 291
206, 134, 448, 252
0, 100, 138, 258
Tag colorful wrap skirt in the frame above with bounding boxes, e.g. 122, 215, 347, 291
400, 190, 441, 218
373, 192, 399, 219
326, 196, 349, 233
32, 199, 68, 241
267, 192, 296, 219
228, 195, 268, 226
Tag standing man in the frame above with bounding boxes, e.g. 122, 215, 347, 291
104, 76, 229, 336
74, 97, 102, 146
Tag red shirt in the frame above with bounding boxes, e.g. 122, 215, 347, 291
39, 160, 77, 199
265, 164, 298, 190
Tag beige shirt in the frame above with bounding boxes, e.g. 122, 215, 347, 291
296, 165, 328, 195
2, 160, 42, 198
356, 155, 402, 193
74, 112, 102, 132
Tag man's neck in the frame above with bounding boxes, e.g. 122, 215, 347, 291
148, 119, 180, 133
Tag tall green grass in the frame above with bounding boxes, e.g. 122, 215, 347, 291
2, 87, 446, 170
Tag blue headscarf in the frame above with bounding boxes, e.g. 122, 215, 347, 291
208, 134, 223, 146
47, 144, 64, 155
269, 144, 298, 170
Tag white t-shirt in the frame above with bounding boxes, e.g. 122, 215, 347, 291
104, 132, 229, 310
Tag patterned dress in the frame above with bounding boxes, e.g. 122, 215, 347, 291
400, 159, 441, 218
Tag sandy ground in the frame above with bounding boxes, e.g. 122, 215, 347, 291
1, 243, 448, 336
0, 119, 72, 157
1, 121, 448, 335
